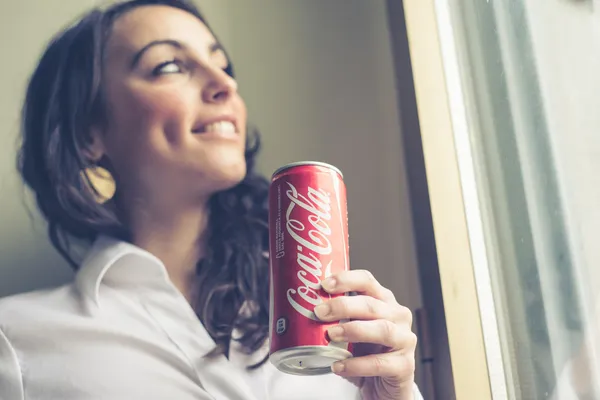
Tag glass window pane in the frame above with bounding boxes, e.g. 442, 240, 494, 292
443, 0, 600, 398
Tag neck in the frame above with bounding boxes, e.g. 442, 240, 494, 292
125, 201, 209, 302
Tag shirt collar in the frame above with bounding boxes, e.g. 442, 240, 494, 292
75, 235, 169, 306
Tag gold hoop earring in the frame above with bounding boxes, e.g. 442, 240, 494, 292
81, 166, 116, 204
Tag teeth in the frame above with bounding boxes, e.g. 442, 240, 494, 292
203, 121, 236, 133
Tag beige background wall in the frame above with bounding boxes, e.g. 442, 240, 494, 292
0, 0, 422, 321
0, 0, 98, 296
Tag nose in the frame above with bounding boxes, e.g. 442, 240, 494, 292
202, 66, 238, 104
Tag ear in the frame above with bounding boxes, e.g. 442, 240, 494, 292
83, 126, 106, 163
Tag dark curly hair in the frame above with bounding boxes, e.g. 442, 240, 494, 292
18, 0, 270, 365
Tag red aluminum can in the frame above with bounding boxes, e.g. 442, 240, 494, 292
268, 161, 352, 375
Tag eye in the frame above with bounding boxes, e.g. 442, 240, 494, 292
152, 59, 183, 75
223, 64, 234, 78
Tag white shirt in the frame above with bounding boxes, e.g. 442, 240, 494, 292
0, 236, 422, 400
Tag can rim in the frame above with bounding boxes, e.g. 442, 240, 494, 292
272, 161, 343, 179
270, 345, 352, 376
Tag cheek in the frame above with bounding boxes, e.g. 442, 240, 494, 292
107, 85, 195, 150
133, 87, 193, 143
102, 90, 194, 188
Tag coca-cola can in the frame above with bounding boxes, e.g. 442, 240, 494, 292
268, 161, 352, 375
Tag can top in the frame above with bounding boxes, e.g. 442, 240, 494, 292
270, 346, 352, 376
272, 161, 343, 179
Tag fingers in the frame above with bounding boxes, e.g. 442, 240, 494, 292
327, 319, 417, 350
315, 295, 398, 322
314, 295, 412, 325
321, 270, 396, 303
331, 350, 416, 379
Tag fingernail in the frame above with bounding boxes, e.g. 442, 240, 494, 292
321, 278, 336, 291
314, 303, 331, 319
327, 325, 346, 341
331, 362, 345, 374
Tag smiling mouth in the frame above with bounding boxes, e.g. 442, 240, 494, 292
193, 121, 237, 135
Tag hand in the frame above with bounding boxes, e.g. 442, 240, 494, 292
315, 270, 417, 400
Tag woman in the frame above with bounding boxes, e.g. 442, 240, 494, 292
0, 1, 422, 399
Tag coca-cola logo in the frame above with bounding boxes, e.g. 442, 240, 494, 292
285, 182, 333, 321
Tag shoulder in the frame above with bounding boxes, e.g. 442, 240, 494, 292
0, 284, 78, 330
0, 323, 24, 399
0, 288, 78, 400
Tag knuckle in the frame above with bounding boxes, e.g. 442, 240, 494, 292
381, 319, 397, 342
381, 287, 396, 302
373, 355, 389, 375
362, 269, 376, 283
397, 305, 413, 325
365, 296, 379, 316
408, 332, 418, 349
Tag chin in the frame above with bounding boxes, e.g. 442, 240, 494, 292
205, 159, 248, 193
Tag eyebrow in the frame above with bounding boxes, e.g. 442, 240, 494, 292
130, 39, 225, 69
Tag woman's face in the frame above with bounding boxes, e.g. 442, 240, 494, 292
94, 5, 247, 208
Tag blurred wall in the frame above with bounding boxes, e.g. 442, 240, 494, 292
225, 0, 423, 314
0, 0, 423, 319
0, 0, 97, 296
